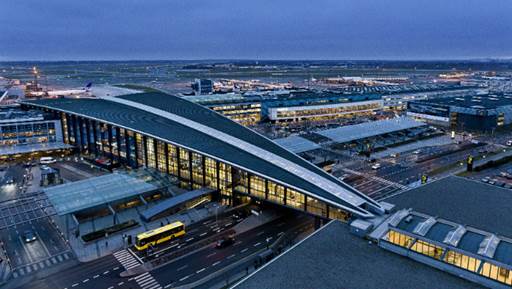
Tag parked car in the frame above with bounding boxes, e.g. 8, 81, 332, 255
371, 163, 381, 170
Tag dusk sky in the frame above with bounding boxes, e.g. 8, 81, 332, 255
2, 0, 512, 61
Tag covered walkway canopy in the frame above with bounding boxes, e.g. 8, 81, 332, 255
317, 117, 426, 144
44, 172, 162, 215
140, 188, 215, 222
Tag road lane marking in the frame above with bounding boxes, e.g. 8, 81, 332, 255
113, 266, 119, 270
83, 278, 89, 283
224, 222, 232, 227
177, 264, 188, 271
254, 242, 261, 247
212, 261, 221, 266
185, 237, 194, 242
118, 282, 124, 286
196, 268, 206, 273
71, 283, 78, 287
179, 275, 191, 282
199, 232, 207, 237
93, 274, 99, 279
206, 252, 216, 258
227, 254, 235, 259
241, 248, 248, 253
103, 270, 109, 275
257, 231, 265, 236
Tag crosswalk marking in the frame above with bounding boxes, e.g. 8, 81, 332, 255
113, 249, 143, 271
11, 252, 73, 278
132, 271, 162, 289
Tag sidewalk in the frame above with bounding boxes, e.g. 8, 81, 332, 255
57, 202, 227, 262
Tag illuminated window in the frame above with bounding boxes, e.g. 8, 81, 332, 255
306, 196, 327, 217
410, 240, 444, 260
286, 189, 304, 210
146, 137, 156, 168
386, 230, 415, 248
444, 250, 481, 272
249, 175, 266, 199
268, 181, 285, 204
204, 157, 218, 189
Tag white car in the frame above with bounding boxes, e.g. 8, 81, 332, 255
371, 163, 381, 170
40, 157, 56, 164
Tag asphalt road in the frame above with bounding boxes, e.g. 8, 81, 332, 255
150, 214, 311, 288
0, 162, 73, 281
15, 212, 310, 289
14, 254, 130, 289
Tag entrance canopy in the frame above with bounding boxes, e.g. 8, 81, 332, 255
44, 172, 161, 215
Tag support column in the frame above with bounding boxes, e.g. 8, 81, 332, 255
188, 150, 193, 190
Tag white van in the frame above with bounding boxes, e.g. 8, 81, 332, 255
40, 157, 56, 165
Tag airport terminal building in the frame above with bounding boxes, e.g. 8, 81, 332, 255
407, 93, 512, 131
21, 92, 385, 221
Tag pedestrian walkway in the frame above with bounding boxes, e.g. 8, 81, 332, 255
134, 272, 162, 289
63, 202, 227, 262
113, 249, 141, 271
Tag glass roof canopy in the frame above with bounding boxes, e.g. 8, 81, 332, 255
44, 173, 160, 215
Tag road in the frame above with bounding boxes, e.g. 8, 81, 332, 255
15, 213, 311, 289
0, 162, 74, 281
337, 140, 503, 199
150, 214, 312, 288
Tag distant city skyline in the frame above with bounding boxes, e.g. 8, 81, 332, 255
2, 0, 512, 61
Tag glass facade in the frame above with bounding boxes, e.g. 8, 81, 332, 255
306, 196, 327, 217
136, 133, 145, 166
410, 240, 445, 260
385, 229, 512, 287
168, 144, 179, 176
249, 175, 266, 200
481, 262, 512, 285
0, 120, 61, 146
386, 230, 415, 248
191, 152, 204, 189
204, 157, 217, 189
444, 250, 481, 273
268, 181, 285, 204
146, 137, 156, 169
156, 140, 167, 173
44, 110, 353, 223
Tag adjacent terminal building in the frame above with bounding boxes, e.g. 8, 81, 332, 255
0, 105, 71, 159
21, 92, 386, 221
407, 93, 512, 131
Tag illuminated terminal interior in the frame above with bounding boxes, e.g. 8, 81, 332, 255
380, 209, 512, 287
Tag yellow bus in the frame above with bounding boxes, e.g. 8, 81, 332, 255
134, 221, 186, 251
